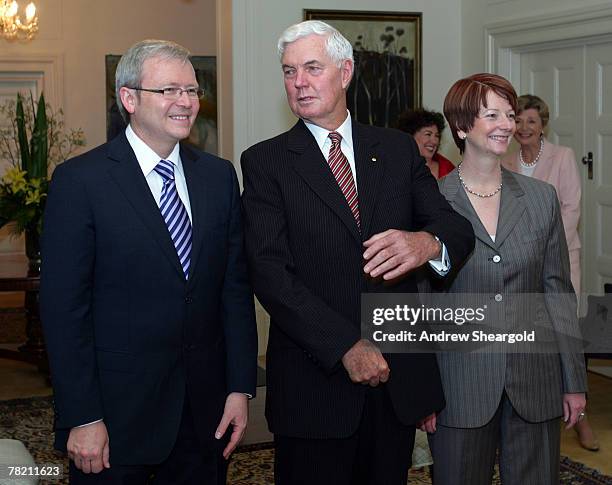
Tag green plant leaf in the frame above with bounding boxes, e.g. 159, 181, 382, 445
1, 92, 85, 237
30, 92, 48, 179
15, 94, 31, 175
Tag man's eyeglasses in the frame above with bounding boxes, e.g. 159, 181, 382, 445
130, 87, 204, 100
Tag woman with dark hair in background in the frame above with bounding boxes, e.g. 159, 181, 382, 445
396, 109, 455, 179
502, 94, 598, 451
421, 73, 587, 484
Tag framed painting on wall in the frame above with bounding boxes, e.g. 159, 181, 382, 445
105, 55, 218, 155
303, 10, 422, 128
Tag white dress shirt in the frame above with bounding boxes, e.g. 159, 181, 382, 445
125, 125, 192, 222
305, 112, 357, 189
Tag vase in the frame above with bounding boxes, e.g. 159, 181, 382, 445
24, 226, 41, 276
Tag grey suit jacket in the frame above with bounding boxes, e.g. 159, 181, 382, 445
431, 168, 587, 428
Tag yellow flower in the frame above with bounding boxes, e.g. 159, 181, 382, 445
2, 166, 28, 194
25, 186, 43, 205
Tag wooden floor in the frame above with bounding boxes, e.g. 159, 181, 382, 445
559, 360, 612, 475
0, 357, 610, 475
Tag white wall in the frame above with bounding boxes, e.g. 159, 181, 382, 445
232, 0, 463, 178
461, 0, 612, 75
1, 0, 217, 153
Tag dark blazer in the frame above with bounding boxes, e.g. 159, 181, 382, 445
40, 133, 257, 465
432, 169, 587, 428
240, 120, 474, 439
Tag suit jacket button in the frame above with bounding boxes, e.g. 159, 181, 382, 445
185, 296, 193, 304
492, 255, 501, 263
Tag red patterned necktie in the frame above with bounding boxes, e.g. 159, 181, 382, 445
328, 131, 360, 228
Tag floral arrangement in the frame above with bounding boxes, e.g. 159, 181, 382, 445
0, 166, 47, 234
0, 93, 86, 236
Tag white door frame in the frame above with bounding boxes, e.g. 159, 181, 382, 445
484, 4, 612, 87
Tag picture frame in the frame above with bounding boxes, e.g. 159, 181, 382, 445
105, 55, 218, 155
303, 10, 422, 128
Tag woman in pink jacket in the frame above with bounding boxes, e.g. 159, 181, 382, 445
502, 94, 598, 452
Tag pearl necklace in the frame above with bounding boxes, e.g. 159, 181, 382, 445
519, 137, 544, 167
457, 163, 503, 198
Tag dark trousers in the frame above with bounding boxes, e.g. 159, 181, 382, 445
69, 399, 228, 485
429, 393, 560, 485
274, 386, 416, 485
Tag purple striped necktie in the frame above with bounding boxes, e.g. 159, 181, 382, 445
328, 131, 360, 228
154, 159, 192, 279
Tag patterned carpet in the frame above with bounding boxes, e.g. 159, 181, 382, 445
1, 396, 611, 484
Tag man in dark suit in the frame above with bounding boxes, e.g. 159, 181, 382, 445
240, 21, 475, 485
40, 39, 257, 484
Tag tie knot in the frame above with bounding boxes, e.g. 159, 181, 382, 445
329, 131, 342, 147
154, 159, 175, 182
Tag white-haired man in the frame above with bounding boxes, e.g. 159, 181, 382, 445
241, 21, 474, 484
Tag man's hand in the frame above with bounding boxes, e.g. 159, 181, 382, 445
342, 339, 389, 386
215, 392, 249, 459
417, 412, 437, 433
363, 230, 441, 280
67, 421, 110, 474
563, 392, 586, 429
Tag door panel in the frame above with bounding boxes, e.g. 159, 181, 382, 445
585, 42, 612, 294
520, 47, 583, 152
519, 41, 612, 299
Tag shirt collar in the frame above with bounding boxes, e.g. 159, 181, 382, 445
304, 111, 353, 154
125, 124, 181, 176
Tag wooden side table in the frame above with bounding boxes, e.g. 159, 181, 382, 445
0, 257, 47, 374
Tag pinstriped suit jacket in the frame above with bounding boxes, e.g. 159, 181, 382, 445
241, 119, 475, 438
432, 168, 587, 428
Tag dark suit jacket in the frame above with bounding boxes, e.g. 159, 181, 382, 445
40, 133, 257, 465
240, 120, 474, 439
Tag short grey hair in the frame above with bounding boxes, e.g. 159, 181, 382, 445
278, 20, 354, 70
115, 39, 192, 122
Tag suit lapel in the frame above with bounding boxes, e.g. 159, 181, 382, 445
442, 170, 496, 251
444, 169, 526, 249
181, 144, 206, 287
289, 120, 361, 242
107, 133, 185, 280
494, 168, 526, 248
352, 121, 382, 238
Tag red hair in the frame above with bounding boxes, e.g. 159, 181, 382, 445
443, 73, 517, 153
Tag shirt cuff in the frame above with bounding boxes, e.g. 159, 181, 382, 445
428, 239, 450, 276
75, 419, 103, 428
